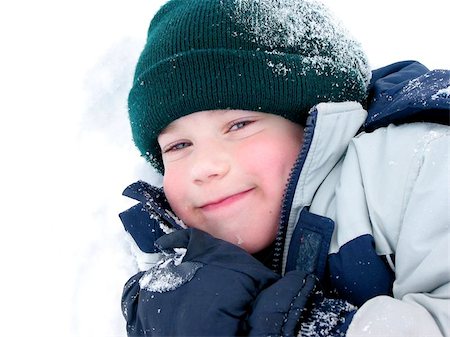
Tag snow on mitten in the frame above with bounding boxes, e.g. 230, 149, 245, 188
119, 181, 185, 271
122, 228, 280, 337
247, 270, 356, 337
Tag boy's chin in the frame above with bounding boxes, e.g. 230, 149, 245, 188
216, 232, 274, 255
185, 218, 277, 254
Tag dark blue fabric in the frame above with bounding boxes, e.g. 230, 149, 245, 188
326, 235, 395, 307
285, 208, 334, 280
122, 181, 185, 230
337, 309, 356, 334
298, 297, 356, 337
247, 271, 317, 337
248, 271, 356, 337
119, 181, 185, 253
119, 204, 166, 253
122, 229, 280, 336
365, 60, 449, 131
122, 181, 167, 211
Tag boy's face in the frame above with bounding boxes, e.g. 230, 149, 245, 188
158, 109, 303, 253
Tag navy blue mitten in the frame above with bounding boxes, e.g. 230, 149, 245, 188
247, 270, 356, 337
122, 228, 280, 336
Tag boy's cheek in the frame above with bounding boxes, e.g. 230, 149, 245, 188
238, 139, 290, 175
163, 171, 187, 217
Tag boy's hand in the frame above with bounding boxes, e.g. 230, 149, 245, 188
122, 228, 280, 337
248, 270, 357, 337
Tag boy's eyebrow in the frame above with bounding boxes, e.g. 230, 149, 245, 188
159, 123, 178, 136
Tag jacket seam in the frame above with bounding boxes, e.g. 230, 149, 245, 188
398, 131, 448, 227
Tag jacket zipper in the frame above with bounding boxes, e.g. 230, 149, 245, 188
269, 108, 318, 274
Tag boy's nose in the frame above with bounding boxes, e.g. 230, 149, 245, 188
190, 143, 231, 185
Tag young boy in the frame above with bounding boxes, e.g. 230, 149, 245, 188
120, 0, 449, 336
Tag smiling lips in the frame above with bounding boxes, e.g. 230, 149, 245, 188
200, 188, 254, 212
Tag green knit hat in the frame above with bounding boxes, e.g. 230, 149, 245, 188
128, 0, 371, 173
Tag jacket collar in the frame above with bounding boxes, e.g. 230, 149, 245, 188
365, 61, 450, 131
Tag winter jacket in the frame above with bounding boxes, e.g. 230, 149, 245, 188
120, 61, 449, 336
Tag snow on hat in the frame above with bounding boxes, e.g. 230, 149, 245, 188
128, 0, 371, 173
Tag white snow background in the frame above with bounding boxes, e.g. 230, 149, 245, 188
0, 0, 448, 336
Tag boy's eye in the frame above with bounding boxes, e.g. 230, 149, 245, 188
228, 120, 254, 132
163, 141, 191, 153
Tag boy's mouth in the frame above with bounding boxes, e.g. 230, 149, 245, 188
199, 188, 254, 212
